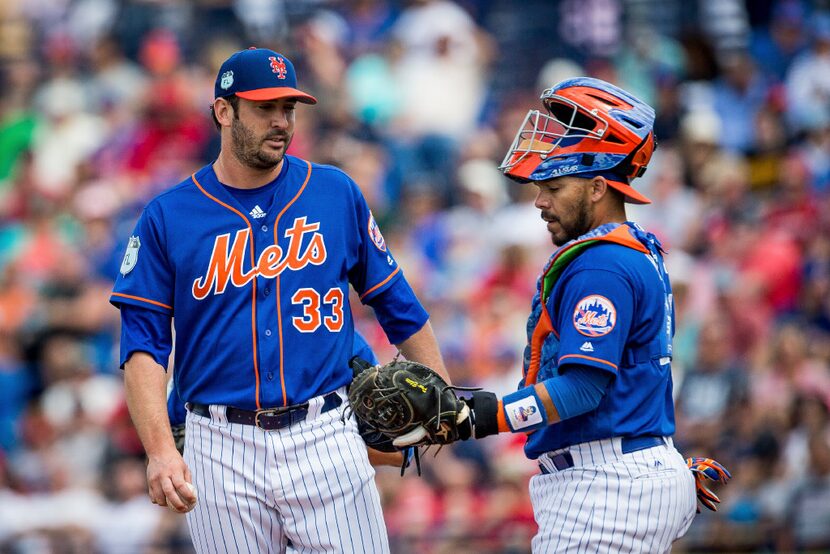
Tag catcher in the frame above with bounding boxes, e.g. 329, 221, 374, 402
350, 77, 731, 553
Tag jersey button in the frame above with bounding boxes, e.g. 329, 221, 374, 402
261, 225, 268, 232
264, 287, 270, 296
266, 372, 273, 381
265, 329, 272, 336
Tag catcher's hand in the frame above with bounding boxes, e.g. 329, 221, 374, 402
686, 457, 731, 512
348, 357, 472, 448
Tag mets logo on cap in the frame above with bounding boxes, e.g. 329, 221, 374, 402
573, 294, 616, 337
269, 56, 287, 79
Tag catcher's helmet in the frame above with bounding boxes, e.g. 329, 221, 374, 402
499, 77, 655, 204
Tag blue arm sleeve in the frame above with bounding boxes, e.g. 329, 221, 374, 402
121, 304, 182, 424
364, 277, 429, 345
546, 364, 613, 420
119, 303, 173, 370
500, 363, 612, 433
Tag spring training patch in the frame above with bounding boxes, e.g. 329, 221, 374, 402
506, 395, 543, 430
220, 70, 234, 90
573, 294, 616, 337
120, 236, 141, 276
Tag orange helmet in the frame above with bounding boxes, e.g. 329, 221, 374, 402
499, 77, 656, 204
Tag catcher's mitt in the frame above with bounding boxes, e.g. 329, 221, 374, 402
348, 357, 472, 447
172, 423, 186, 455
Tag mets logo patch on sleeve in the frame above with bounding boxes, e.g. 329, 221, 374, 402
120, 236, 141, 276
573, 294, 616, 337
505, 395, 543, 430
367, 211, 387, 252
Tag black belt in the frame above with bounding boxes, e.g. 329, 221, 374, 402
189, 391, 342, 431
540, 436, 666, 474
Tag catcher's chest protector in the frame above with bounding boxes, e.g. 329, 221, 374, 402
524, 223, 652, 386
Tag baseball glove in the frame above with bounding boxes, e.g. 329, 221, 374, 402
348, 357, 472, 447
686, 457, 732, 512
356, 418, 397, 453
172, 423, 186, 455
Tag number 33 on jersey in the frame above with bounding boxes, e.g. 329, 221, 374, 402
110, 157, 400, 411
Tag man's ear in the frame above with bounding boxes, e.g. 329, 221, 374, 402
213, 97, 234, 127
590, 176, 609, 202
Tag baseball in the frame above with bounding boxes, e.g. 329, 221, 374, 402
185, 481, 198, 501
167, 482, 198, 513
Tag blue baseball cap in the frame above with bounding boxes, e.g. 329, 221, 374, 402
214, 47, 317, 104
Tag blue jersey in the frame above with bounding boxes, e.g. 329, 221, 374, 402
112, 156, 419, 411
502, 223, 676, 458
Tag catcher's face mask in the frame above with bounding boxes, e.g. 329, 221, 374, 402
500, 77, 656, 204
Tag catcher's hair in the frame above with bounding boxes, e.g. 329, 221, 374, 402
210, 94, 240, 131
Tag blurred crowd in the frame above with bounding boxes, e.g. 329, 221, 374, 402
0, 0, 829, 552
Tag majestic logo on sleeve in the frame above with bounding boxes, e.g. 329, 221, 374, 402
120, 236, 141, 276
192, 217, 326, 300
368, 211, 387, 252
573, 295, 616, 337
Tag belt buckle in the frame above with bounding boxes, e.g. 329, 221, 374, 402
254, 403, 309, 430
254, 407, 289, 430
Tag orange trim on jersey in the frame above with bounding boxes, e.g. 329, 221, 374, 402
191, 172, 262, 409
558, 353, 618, 371
534, 383, 561, 423
111, 292, 172, 310
273, 159, 313, 406
596, 225, 649, 253
497, 400, 509, 433
359, 266, 401, 301
524, 307, 554, 386
542, 226, 649, 285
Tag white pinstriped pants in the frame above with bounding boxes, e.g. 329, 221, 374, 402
530, 437, 697, 553
183, 391, 389, 554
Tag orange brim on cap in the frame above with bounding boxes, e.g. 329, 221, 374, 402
236, 88, 317, 104
605, 178, 651, 204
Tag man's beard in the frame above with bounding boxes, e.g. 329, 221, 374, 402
548, 193, 592, 246
230, 118, 292, 170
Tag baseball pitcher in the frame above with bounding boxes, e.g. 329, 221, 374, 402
112, 47, 448, 553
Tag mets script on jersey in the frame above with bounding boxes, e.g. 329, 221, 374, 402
191, 216, 327, 299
